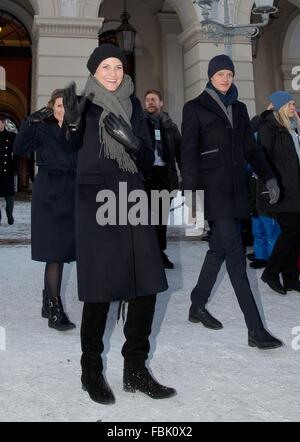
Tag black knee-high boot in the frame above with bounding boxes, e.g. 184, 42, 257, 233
122, 294, 177, 399
80, 302, 115, 405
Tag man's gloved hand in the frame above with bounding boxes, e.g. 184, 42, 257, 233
63, 82, 89, 129
27, 107, 53, 125
266, 178, 280, 205
103, 112, 142, 155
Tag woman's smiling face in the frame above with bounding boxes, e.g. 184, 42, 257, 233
94, 57, 124, 92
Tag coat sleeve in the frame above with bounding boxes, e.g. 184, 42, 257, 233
133, 98, 155, 177
13, 119, 46, 156
181, 101, 202, 191
242, 105, 274, 184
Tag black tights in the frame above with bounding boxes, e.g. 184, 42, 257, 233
44, 263, 64, 299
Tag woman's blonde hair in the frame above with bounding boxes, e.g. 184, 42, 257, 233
274, 101, 295, 132
47, 89, 64, 109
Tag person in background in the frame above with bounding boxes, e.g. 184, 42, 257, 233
144, 90, 181, 269
248, 116, 281, 269
258, 91, 300, 294
13, 90, 76, 331
0, 115, 18, 225
181, 54, 282, 349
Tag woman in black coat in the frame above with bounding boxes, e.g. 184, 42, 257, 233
258, 91, 300, 294
13, 90, 76, 331
181, 54, 282, 350
62, 44, 176, 405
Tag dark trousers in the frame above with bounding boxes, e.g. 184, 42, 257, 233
0, 195, 14, 222
264, 212, 300, 284
147, 166, 170, 251
80, 294, 157, 373
191, 219, 263, 330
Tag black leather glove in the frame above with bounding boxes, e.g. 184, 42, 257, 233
103, 112, 142, 155
266, 178, 280, 204
27, 107, 53, 125
63, 82, 89, 129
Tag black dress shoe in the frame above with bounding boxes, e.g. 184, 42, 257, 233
162, 251, 174, 269
248, 328, 283, 349
261, 273, 287, 295
250, 259, 267, 269
82, 373, 115, 405
188, 305, 223, 329
284, 281, 300, 292
124, 366, 176, 399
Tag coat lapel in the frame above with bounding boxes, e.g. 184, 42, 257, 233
198, 91, 232, 126
232, 102, 240, 130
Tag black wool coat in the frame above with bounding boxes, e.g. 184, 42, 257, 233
257, 110, 300, 213
13, 120, 77, 262
0, 130, 18, 197
181, 91, 274, 220
69, 97, 168, 303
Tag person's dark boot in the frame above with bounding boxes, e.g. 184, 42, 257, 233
162, 251, 174, 269
261, 273, 286, 295
284, 280, 300, 292
41, 289, 49, 318
123, 365, 177, 399
80, 302, 111, 403
248, 328, 283, 349
48, 296, 76, 331
81, 370, 115, 405
188, 305, 223, 329
250, 259, 267, 269
7, 215, 14, 225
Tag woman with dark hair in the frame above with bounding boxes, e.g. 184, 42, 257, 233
13, 90, 76, 331
62, 44, 176, 405
258, 91, 300, 294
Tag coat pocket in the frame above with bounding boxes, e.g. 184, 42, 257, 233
76, 173, 105, 185
199, 148, 221, 170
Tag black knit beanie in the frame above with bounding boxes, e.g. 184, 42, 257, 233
208, 54, 235, 79
87, 44, 127, 75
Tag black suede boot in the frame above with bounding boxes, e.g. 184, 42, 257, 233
123, 365, 177, 399
41, 289, 49, 318
81, 371, 115, 405
48, 296, 76, 331
80, 302, 115, 405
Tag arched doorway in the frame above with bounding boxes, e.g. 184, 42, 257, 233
0, 9, 32, 190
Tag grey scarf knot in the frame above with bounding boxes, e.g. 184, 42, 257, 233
84, 74, 137, 173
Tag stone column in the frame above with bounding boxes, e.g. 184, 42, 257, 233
32, 16, 103, 109
157, 12, 184, 128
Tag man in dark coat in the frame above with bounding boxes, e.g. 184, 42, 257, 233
144, 90, 181, 268
0, 115, 18, 225
181, 54, 282, 349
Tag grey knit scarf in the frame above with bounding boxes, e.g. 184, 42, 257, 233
84, 74, 137, 173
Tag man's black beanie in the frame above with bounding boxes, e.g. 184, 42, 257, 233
208, 54, 235, 79
87, 44, 127, 75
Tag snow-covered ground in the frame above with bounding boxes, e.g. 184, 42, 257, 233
0, 201, 300, 422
